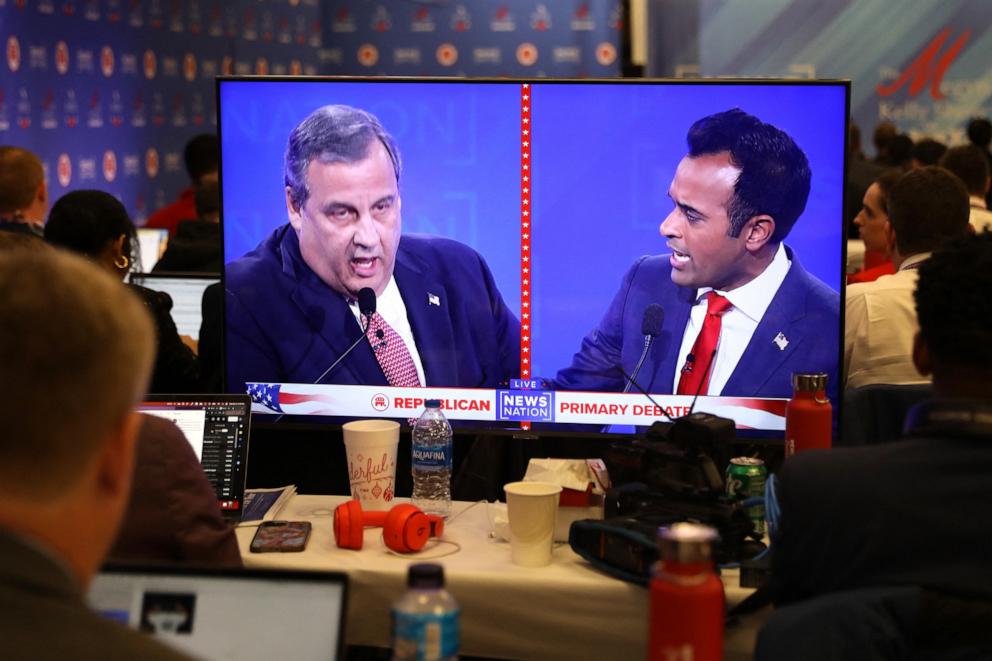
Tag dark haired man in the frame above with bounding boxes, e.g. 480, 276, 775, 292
759, 231, 992, 658
226, 105, 520, 395
966, 117, 992, 210
845, 167, 970, 388
553, 108, 839, 404
939, 144, 992, 234
145, 134, 219, 238
0, 146, 48, 237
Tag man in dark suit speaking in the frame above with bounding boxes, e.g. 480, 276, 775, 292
552, 109, 840, 404
226, 105, 520, 393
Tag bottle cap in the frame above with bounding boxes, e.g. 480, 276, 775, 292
407, 563, 444, 588
425, 399, 442, 408
657, 522, 719, 564
792, 372, 828, 393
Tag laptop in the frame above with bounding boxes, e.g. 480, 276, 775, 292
89, 566, 348, 661
137, 394, 251, 521
129, 272, 220, 341
136, 227, 169, 272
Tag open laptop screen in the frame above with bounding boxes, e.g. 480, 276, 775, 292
136, 227, 169, 273
129, 272, 220, 341
89, 566, 347, 661
137, 395, 250, 516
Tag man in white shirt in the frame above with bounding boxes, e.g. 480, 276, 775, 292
939, 144, 992, 234
845, 166, 971, 388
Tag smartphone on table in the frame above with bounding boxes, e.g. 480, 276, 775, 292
249, 520, 312, 553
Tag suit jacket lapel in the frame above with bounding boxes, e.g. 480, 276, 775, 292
394, 244, 456, 386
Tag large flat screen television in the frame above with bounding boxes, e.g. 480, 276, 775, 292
218, 77, 848, 436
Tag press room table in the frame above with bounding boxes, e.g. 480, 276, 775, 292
236, 495, 763, 660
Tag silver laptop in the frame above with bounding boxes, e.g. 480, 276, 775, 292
89, 566, 348, 661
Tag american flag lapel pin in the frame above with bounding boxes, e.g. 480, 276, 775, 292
428, 292, 441, 307
773, 332, 789, 351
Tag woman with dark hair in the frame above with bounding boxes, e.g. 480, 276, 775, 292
44, 190, 200, 393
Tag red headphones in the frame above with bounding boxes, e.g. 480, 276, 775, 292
333, 500, 445, 553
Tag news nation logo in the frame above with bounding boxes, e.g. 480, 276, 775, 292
102, 150, 117, 182
517, 43, 538, 66
332, 7, 356, 33
411, 6, 435, 32
436, 43, 458, 67
876, 28, 970, 100
145, 147, 159, 178
55, 41, 70, 74
496, 389, 554, 423
357, 44, 379, 67
57, 153, 72, 187
100, 45, 114, 77
7, 36, 21, 72
143, 49, 157, 80
371, 393, 389, 412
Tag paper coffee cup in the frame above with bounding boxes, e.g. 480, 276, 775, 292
342, 420, 399, 511
504, 481, 562, 567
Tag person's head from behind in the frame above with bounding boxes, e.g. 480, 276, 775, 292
913, 231, 992, 397
854, 169, 902, 256
886, 133, 914, 170
0, 249, 154, 586
939, 145, 990, 199
966, 117, 992, 150
44, 189, 138, 277
0, 146, 48, 223
886, 166, 970, 263
184, 133, 220, 185
659, 108, 811, 291
284, 104, 402, 299
873, 121, 898, 159
194, 173, 220, 223
911, 138, 947, 168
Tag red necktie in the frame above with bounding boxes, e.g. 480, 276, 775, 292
677, 292, 733, 396
366, 313, 422, 387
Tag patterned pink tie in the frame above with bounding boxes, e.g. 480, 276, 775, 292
366, 313, 422, 387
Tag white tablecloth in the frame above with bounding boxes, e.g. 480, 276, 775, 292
236, 495, 761, 660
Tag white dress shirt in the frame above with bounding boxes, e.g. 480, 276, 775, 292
844, 252, 931, 389
673, 243, 791, 395
969, 195, 992, 234
348, 276, 427, 386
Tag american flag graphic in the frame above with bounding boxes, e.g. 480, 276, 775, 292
247, 383, 339, 415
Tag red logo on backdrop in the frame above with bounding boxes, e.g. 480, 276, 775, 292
55, 41, 70, 74
145, 147, 159, 178
517, 43, 538, 66
255, 57, 268, 75
877, 27, 970, 100
183, 53, 197, 81
222, 56, 233, 75
596, 42, 617, 66
576, 3, 590, 18
100, 45, 114, 77
102, 150, 117, 182
7, 36, 21, 72
358, 44, 379, 67
436, 43, 458, 66
371, 394, 389, 411
289, 59, 302, 75
143, 49, 156, 79
57, 153, 72, 187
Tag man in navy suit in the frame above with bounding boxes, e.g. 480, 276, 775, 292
553, 109, 840, 406
226, 105, 520, 393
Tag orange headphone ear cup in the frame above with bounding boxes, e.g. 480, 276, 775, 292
333, 499, 365, 550
383, 504, 430, 553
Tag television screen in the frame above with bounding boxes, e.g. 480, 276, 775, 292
219, 78, 848, 435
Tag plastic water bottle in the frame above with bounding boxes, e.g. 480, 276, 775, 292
649, 523, 724, 661
391, 563, 460, 661
411, 399, 452, 519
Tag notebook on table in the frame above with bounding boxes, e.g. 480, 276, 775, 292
89, 565, 348, 661
137, 394, 251, 521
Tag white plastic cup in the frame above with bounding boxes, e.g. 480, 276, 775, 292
503, 481, 562, 567
342, 420, 400, 511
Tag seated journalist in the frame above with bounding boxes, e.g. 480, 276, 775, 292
760, 231, 992, 658
552, 108, 839, 405
0, 248, 193, 660
226, 104, 520, 393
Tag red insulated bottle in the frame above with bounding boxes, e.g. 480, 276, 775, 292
648, 523, 724, 661
784, 373, 832, 456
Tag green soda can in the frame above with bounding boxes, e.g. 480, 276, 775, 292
726, 457, 767, 535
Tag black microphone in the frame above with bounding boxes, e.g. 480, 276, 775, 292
620, 367, 676, 423
312, 287, 377, 385
624, 304, 664, 394
687, 348, 718, 415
